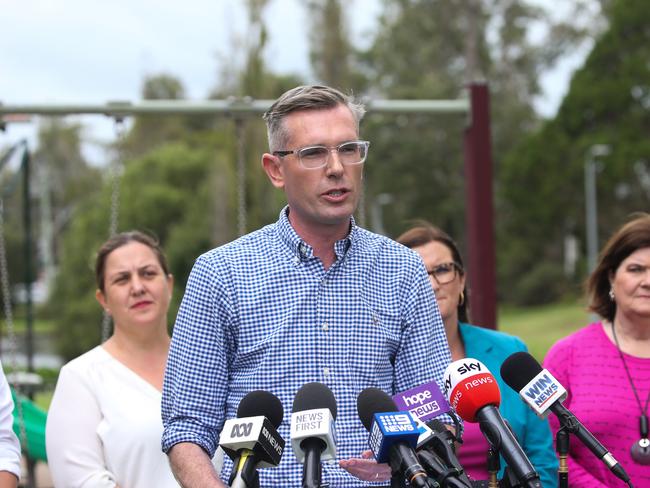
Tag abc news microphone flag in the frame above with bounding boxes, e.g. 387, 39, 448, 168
219, 390, 285, 488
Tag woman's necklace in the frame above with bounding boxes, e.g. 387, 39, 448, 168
611, 322, 650, 465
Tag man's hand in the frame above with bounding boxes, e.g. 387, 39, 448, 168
339, 450, 391, 482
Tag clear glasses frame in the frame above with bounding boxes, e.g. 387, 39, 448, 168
273, 140, 370, 169
427, 262, 461, 285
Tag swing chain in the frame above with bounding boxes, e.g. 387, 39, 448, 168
102, 117, 126, 342
108, 118, 125, 238
0, 200, 29, 450
234, 118, 247, 236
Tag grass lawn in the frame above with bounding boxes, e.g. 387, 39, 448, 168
498, 300, 593, 362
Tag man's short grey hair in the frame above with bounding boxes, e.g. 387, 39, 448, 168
262, 85, 366, 152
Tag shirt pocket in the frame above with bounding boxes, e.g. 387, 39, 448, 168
347, 299, 401, 389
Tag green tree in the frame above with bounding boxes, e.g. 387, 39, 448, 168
499, 0, 650, 305
307, 0, 364, 90
48, 138, 236, 360
359, 0, 597, 238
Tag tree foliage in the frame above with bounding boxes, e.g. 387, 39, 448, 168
498, 0, 650, 304
49, 139, 236, 360
15, 0, 646, 361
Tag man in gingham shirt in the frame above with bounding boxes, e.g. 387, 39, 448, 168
161, 85, 452, 487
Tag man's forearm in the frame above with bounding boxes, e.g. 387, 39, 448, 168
0, 471, 18, 488
168, 442, 227, 488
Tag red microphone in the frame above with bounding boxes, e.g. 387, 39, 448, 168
443, 359, 542, 488
444, 360, 500, 422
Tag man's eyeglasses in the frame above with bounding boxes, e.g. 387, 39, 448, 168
427, 262, 461, 285
273, 140, 370, 170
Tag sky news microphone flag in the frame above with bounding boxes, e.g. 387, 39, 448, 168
501, 351, 632, 486
444, 359, 542, 488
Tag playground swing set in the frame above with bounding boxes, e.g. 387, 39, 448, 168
0, 84, 495, 486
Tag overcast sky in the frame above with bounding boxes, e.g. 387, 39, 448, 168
1, 0, 591, 164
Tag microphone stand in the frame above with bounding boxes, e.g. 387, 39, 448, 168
301, 438, 324, 488
229, 452, 260, 488
556, 428, 569, 488
487, 447, 499, 488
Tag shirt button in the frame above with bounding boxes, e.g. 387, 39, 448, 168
322, 323, 329, 331
323, 367, 330, 376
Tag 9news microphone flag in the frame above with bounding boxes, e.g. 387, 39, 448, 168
219, 390, 285, 488
358, 387, 437, 488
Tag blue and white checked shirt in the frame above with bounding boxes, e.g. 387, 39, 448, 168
161, 207, 451, 487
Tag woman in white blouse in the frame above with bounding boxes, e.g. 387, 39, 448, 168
46, 231, 183, 487
0, 361, 20, 487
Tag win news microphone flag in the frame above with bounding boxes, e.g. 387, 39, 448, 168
290, 382, 337, 488
444, 358, 542, 488
501, 351, 632, 486
358, 387, 436, 488
219, 390, 286, 488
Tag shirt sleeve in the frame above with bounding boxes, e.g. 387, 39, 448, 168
395, 259, 452, 410
45, 364, 117, 487
0, 365, 20, 479
161, 254, 233, 456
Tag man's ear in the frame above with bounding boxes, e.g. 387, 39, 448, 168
262, 153, 285, 189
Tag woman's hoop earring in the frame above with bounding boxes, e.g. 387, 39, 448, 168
609, 288, 615, 301
459, 290, 465, 306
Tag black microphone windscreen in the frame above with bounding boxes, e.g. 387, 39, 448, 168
357, 387, 398, 431
427, 418, 448, 434
292, 382, 338, 420
237, 390, 284, 428
500, 351, 544, 392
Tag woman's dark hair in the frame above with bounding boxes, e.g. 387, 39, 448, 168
95, 231, 170, 292
587, 212, 650, 321
396, 221, 469, 323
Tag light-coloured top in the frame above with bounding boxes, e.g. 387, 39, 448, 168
0, 361, 21, 479
46, 346, 180, 487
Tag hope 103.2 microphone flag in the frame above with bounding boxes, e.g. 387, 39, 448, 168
393, 380, 452, 423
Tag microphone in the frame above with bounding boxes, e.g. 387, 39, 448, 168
425, 419, 473, 488
219, 390, 286, 488
501, 351, 632, 485
290, 382, 337, 488
357, 387, 436, 488
443, 359, 542, 488
393, 380, 453, 423
393, 382, 471, 487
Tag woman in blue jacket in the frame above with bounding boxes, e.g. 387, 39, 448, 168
397, 222, 557, 487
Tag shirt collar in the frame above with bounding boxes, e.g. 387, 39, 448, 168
275, 206, 357, 261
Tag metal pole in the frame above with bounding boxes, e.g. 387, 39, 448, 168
584, 144, 610, 273
464, 83, 497, 329
0, 98, 470, 117
21, 149, 34, 376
